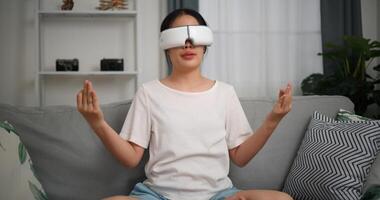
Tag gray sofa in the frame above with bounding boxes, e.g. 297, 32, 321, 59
0, 95, 379, 200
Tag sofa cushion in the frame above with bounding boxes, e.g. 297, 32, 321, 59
282, 111, 380, 200
0, 120, 47, 200
336, 108, 372, 121
0, 101, 147, 200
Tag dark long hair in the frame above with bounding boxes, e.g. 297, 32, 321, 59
160, 8, 208, 32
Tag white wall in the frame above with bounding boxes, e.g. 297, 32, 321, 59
0, 0, 164, 106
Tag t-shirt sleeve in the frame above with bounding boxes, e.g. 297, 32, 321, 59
119, 86, 151, 149
225, 87, 253, 149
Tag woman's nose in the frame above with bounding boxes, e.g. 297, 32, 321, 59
183, 39, 194, 49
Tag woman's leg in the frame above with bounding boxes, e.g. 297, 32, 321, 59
102, 196, 138, 200
102, 183, 167, 200
225, 189, 293, 200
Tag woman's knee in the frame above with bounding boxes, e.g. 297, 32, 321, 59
102, 195, 138, 200
276, 192, 293, 200
232, 190, 293, 200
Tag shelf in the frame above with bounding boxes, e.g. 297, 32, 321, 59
36, 0, 140, 106
38, 10, 137, 17
39, 71, 138, 76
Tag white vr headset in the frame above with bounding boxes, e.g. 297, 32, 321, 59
159, 25, 213, 50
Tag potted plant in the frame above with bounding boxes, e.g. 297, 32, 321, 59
301, 35, 380, 117
361, 185, 380, 200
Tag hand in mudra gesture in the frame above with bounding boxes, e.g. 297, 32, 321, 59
270, 83, 293, 122
76, 80, 104, 127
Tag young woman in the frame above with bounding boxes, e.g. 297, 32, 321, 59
77, 8, 293, 200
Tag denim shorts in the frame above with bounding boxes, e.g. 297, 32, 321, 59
129, 182, 241, 200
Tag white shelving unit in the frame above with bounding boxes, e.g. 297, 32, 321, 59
35, 0, 141, 106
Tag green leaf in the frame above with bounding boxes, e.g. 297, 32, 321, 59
374, 64, 380, 72
370, 41, 380, 48
18, 142, 27, 164
0, 121, 13, 133
301, 73, 325, 95
370, 50, 380, 58
373, 79, 380, 85
374, 90, 380, 106
366, 73, 375, 80
0, 121, 18, 136
28, 181, 48, 200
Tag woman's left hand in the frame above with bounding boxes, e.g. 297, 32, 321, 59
270, 83, 293, 122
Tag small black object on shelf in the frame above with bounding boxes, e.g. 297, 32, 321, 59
56, 58, 79, 71
100, 58, 124, 71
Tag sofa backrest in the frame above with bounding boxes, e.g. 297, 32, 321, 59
231, 95, 355, 190
1, 95, 371, 200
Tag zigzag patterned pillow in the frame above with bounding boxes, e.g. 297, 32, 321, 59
283, 111, 380, 200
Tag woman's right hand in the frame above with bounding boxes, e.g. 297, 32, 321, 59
76, 80, 105, 129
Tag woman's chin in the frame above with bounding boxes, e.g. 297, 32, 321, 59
182, 60, 201, 68
171, 58, 202, 71
181, 64, 200, 71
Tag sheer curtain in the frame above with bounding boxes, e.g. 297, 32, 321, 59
199, 0, 323, 98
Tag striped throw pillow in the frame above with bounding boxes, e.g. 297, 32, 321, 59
283, 111, 380, 200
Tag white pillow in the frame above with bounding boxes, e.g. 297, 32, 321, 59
0, 120, 48, 200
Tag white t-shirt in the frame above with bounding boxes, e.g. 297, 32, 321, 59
120, 79, 253, 200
